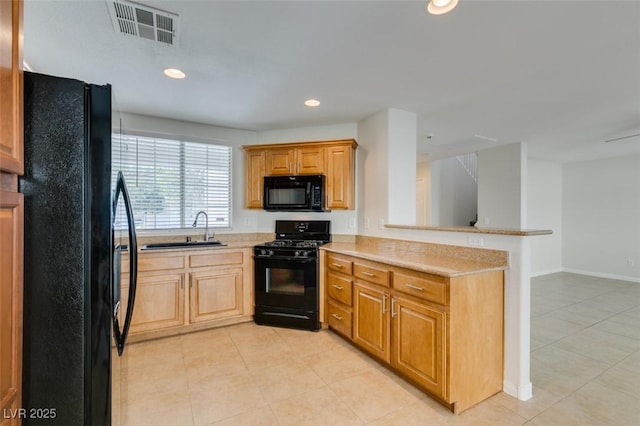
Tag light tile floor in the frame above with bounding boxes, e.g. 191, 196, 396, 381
118, 272, 640, 425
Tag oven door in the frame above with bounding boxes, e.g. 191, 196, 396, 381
254, 256, 319, 329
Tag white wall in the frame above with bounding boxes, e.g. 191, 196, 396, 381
357, 110, 389, 235
416, 161, 431, 226
528, 159, 563, 276
387, 109, 417, 225
477, 143, 527, 228
562, 155, 640, 282
257, 123, 357, 144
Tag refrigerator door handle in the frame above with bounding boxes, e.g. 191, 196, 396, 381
113, 171, 138, 356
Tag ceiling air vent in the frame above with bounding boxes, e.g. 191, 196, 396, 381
107, 0, 179, 46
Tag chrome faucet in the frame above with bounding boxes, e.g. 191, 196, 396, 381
192, 210, 213, 241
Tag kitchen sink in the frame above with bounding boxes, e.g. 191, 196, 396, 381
141, 240, 227, 250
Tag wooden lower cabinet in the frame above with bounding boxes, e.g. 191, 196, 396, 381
122, 248, 252, 341
124, 273, 185, 333
353, 282, 390, 363
325, 251, 504, 414
189, 267, 243, 323
326, 300, 352, 338
392, 296, 446, 400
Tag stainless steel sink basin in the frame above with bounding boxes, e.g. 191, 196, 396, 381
141, 240, 227, 250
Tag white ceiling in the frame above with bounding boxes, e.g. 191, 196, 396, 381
23, 0, 640, 162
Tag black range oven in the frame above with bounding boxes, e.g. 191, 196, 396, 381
254, 220, 331, 331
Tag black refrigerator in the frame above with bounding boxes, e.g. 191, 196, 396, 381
19, 72, 138, 425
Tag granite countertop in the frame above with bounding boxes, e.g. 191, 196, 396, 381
321, 242, 508, 278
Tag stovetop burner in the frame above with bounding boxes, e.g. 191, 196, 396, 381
261, 239, 325, 248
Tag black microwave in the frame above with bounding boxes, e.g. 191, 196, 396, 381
263, 175, 325, 211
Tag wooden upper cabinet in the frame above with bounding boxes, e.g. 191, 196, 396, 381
296, 146, 325, 174
266, 147, 295, 175
266, 146, 326, 175
243, 139, 357, 210
0, 0, 24, 175
245, 149, 266, 208
326, 144, 355, 209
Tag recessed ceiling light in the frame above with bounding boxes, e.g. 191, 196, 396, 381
427, 0, 458, 15
304, 99, 320, 107
163, 68, 186, 79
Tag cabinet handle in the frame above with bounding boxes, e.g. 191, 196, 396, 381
331, 263, 343, 268
362, 271, 375, 277
382, 294, 387, 314
332, 284, 343, 290
331, 313, 343, 321
405, 284, 424, 291
391, 298, 397, 318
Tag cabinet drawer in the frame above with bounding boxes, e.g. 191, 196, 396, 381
327, 300, 352, 338
138, 254, 185, 271
327, 272, 353, 306
327, 254, 353, 275
354, 262, 390, 287
190, 251, 243, 268
392, 270, 447, 305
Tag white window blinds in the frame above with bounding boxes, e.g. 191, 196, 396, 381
112, 134, 232, 230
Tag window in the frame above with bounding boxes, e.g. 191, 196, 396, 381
112, 134, 232, 230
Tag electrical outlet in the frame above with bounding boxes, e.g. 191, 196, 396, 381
627, 259, 636, 267
468, 236, 484, 246
364, 217, 370, 229
483, 217, 490, 225
378, 219, 385, 229
243, 218, 250, 226
348, 218, 356, 229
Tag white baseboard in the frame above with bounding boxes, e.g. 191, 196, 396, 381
530, 267, 563, 277
561, 268, 640, 284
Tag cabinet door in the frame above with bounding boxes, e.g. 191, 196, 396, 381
123, 273, 185, 333
326, 145, 354, 209
392, 296, 447, 400
266, 148, 295, 175
353, 282, 390, 362
296, 146, 325, 174
0, 190, 23, 425
0, 0, 23, 175
246, 149, 265, 208
189, 268, 243, 323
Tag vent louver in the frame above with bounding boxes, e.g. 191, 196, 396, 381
107, 0, 179, 46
